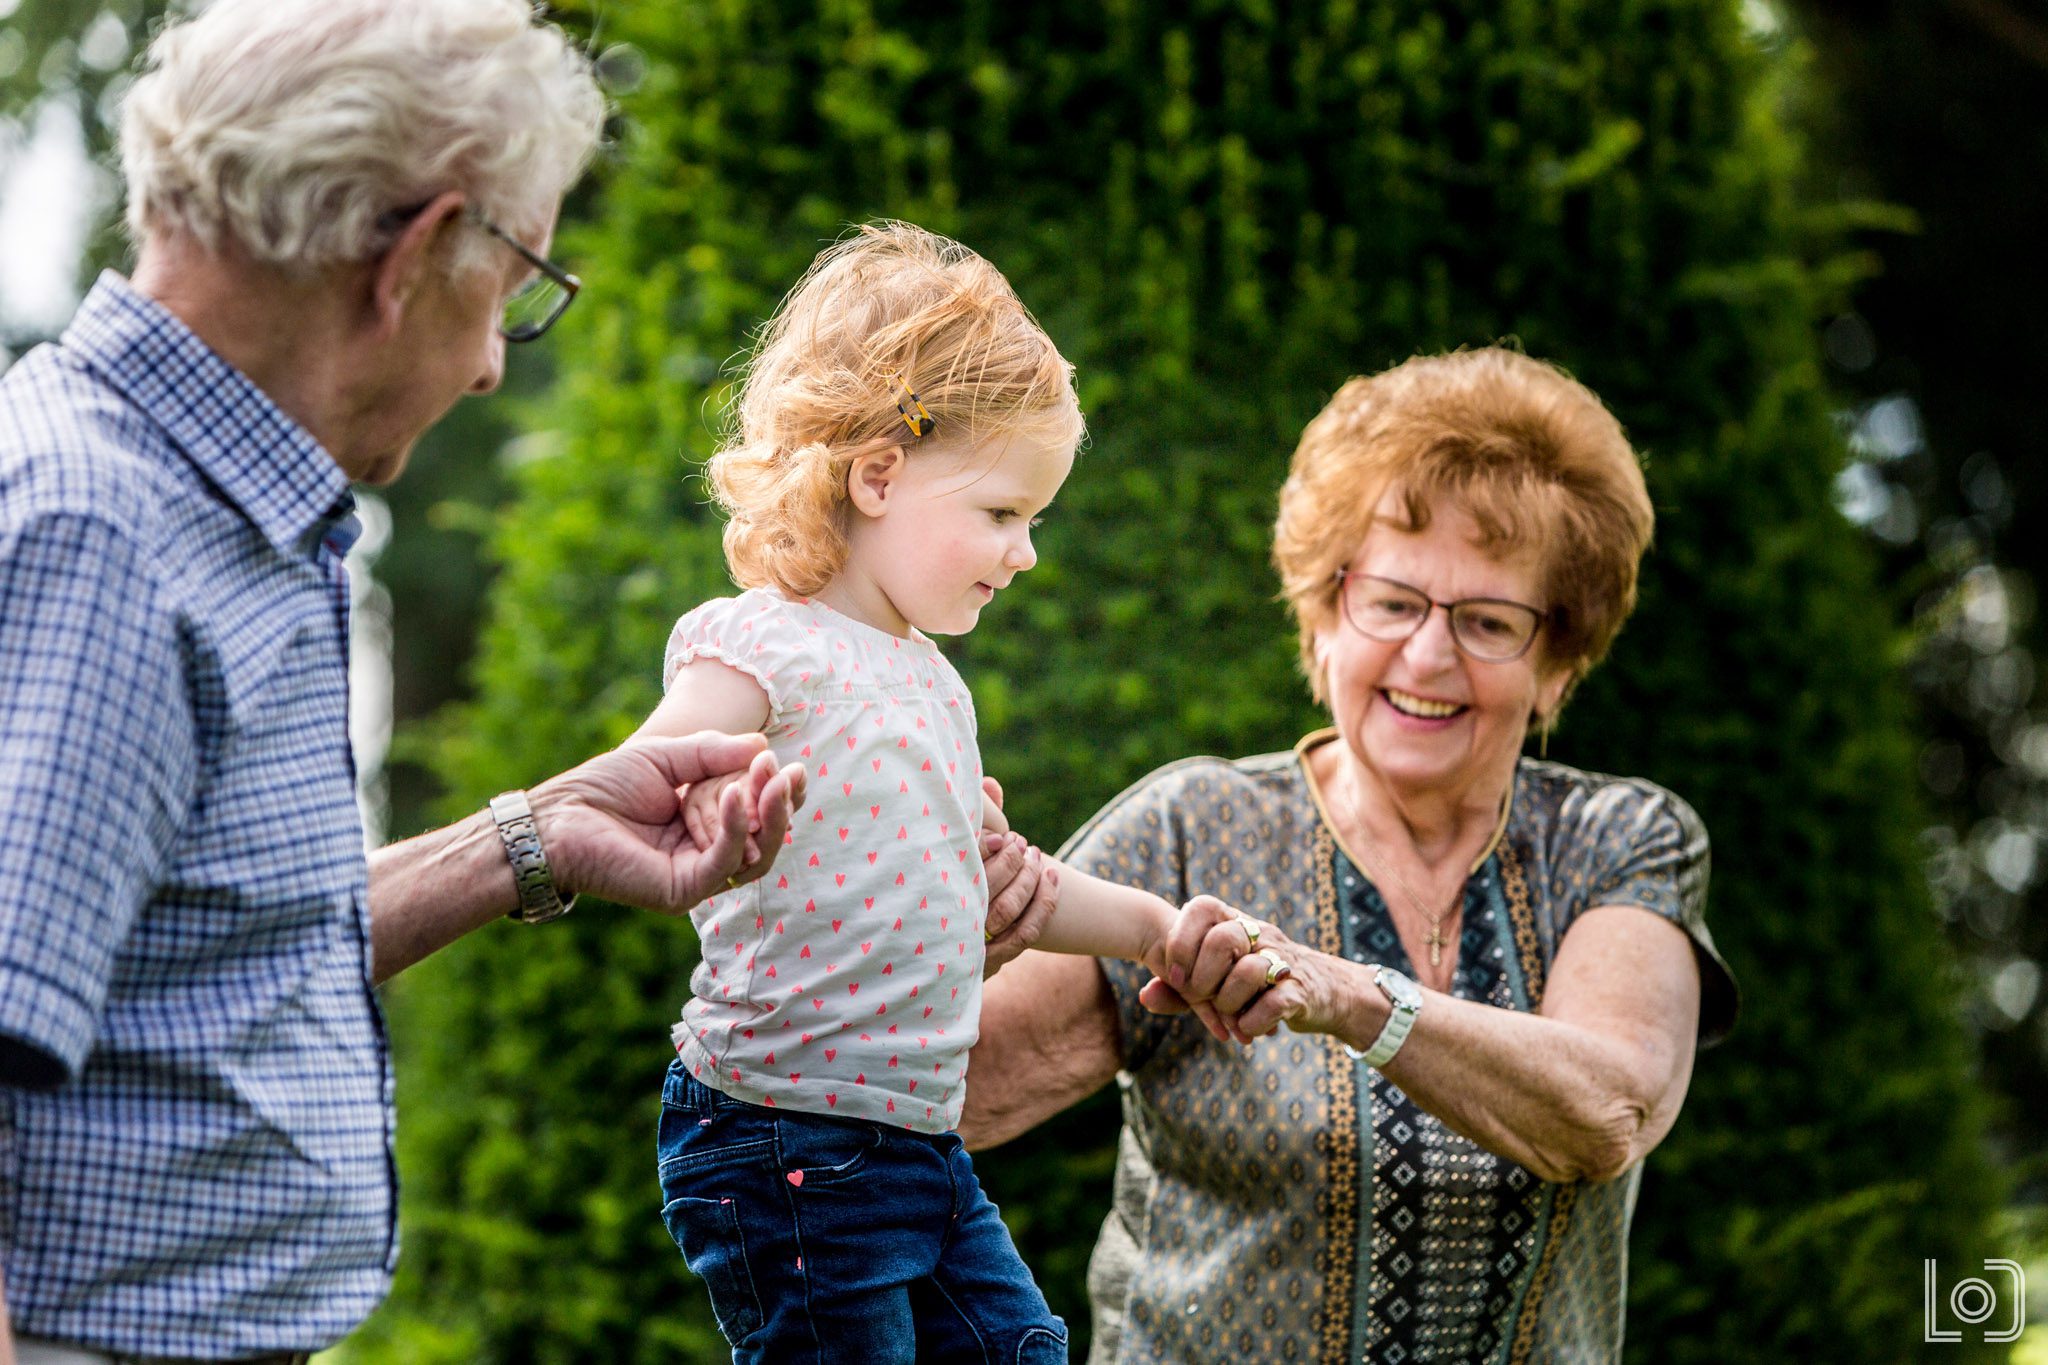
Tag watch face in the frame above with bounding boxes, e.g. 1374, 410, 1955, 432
1379, 968, 1423, 1010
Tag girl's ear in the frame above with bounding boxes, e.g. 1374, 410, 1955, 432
846, 444, 908, 518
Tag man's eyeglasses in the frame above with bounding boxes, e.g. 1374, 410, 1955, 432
1333, 570, 1548, 663
377, 201, 580, 342
464, 207, 579, 342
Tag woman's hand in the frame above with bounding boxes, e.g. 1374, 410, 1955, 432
1142, 909, 1362, 1046
1157, 894, 1269, 1009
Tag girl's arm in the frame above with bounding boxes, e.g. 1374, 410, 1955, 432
636, 659, 772, 740
1023, 862, 1173, 977
637, 660, 776, 855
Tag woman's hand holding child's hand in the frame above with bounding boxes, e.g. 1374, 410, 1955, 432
1144, 895, 1279, 1045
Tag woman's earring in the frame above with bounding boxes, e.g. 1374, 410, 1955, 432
1538, 712, 1553, 760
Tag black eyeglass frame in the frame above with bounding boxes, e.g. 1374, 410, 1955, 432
376, 200, 581, 342
464, 207, 580, 342
1332, 569, 1550, 663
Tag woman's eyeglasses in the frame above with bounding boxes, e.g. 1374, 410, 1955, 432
1333, 570, 1547, 662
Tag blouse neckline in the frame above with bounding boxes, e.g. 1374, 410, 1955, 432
774, 589, 940, 653
1292, 727, 1514, 881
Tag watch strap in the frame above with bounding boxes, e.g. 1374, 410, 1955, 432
489, 789, 575, 924
1347, 965, 1421, 1067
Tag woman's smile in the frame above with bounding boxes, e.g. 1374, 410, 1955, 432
1379, 687, 1468, 723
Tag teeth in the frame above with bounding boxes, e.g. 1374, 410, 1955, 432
1385, 688, 1464, 719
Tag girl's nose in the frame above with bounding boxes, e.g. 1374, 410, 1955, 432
1006, 530, 1037, 572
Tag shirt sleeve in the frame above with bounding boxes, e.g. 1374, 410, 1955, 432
1057, 766, 1204, 1074
1567, 779, 1739, 1045
663, 592, 821, 735
0, 511, 196, 1087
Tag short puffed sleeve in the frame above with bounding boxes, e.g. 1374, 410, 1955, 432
1557, 777, 1739, 1045
662, 589, 827, 732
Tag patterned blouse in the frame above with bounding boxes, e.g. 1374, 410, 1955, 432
1059, 735, 1738, 1365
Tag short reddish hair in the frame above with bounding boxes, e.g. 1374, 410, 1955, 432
1272, 348, 1654, 705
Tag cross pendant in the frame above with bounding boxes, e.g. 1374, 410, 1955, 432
1426, 925, 1446, 967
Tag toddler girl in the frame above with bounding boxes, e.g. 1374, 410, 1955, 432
637, 223, 1190, 1363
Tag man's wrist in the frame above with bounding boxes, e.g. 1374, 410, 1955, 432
489, 789, 577, 924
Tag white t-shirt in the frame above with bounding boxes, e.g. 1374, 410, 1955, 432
663, 589, 988, 1132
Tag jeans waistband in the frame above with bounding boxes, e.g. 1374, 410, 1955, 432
663, 1057, 770, 1116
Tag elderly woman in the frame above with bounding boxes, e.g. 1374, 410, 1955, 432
966, 348, 1738, 1364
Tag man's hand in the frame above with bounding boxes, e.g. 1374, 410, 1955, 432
533, 731, 805, 915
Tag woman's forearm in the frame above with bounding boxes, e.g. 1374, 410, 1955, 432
1294, 910, 1701, 1184
960, 950, 1122, 1150
1367, 990, 1686, 1183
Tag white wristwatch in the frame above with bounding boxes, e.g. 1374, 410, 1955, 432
1344, 965, 1423, 1068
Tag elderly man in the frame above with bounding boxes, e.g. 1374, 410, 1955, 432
0, 2, 812, 1362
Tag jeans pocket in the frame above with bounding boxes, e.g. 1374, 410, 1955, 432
661, 1193, 766, 1345
1014, 1323, 1070, 1365
774, 1112, 885, 1188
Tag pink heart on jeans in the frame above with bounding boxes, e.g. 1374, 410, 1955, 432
786, 1170, 805, 1187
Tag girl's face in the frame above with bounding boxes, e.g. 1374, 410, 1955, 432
832, 430, 1075, 637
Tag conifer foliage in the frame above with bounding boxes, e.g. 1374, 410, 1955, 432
384, 3, 2003, 1359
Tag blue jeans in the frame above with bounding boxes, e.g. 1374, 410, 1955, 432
656, 1060, 1068, 1364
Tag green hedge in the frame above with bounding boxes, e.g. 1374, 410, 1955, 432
370, 3, 2004, 1360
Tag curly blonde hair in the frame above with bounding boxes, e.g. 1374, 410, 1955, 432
1273, 348, 1654, 709
707, 222, 1084, 598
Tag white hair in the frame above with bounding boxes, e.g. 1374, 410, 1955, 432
120, 0, 604, 273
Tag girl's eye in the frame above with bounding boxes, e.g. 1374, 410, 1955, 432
989, 508, 1017, 523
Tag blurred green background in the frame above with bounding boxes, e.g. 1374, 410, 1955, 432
6, 0, 2047, 1360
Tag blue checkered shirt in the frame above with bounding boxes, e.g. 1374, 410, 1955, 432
0, 273, 395, 1356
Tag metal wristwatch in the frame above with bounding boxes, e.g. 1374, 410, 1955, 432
489, 789, 576, 925
1344, 965, 1423, 1067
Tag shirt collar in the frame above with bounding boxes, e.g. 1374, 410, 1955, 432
61, 271, 355, 560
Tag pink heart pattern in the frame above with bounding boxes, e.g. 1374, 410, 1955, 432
663, 589, 991, 1134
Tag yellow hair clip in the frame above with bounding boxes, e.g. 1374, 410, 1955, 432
894, 375, 935, 439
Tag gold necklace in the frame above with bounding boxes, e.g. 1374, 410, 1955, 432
1338, 769, 1462, 969
1350, 834, 1460, 967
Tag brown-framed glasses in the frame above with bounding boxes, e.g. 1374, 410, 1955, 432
377, 201, 580, 342
1333, 570, 1547, 662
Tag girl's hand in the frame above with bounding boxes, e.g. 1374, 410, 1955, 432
682, 770, 761, 864
979, 775, 1012, 835
534, 735, 805, 916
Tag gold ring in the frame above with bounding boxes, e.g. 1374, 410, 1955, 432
1238, 917, 1261, 952
724, 876, 742, 892
1257, 948, 1292, 986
